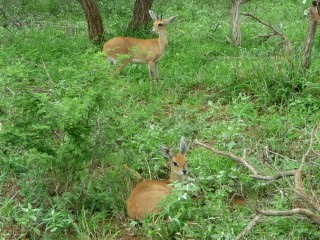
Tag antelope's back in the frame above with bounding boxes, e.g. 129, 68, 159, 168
103, 37, 132, 56
127, 180, 172, 220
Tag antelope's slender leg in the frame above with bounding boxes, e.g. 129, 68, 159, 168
116, 59, 130, 72
154, 61, 159, 82
148, 62, 156, 93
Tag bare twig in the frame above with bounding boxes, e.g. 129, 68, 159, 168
257, 208, 320, 225
194, 139, 296, 181
32, 88, 53, 93
194, 139, 258, 175
0, 191, 19, 213
211, 22, 221, 34
235, 214, 262, 240
299, 123, 317, 170
241, 12, 282, 35
294, 123, 320, 213
254, 33, 276, 41
241, 12, 292, 52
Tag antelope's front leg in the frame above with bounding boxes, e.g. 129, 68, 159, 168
148, 62, 156, 79
154, 61, 159, 82
148, 62, 156, 93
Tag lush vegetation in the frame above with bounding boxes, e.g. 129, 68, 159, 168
0, 0, 319, 239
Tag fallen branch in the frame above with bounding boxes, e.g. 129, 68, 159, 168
294, 190, 320, 214
250, 170, 296, 181
235, 214, 262, 240
194, 139, 296, 181
294, 123, 320, 213
195, 123, 319, 239
257, 208, 320, 225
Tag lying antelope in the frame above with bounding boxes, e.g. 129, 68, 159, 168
103, 10, 177, 92
127, 137, 189, 220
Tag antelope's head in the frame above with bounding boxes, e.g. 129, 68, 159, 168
160, 137, 189, 181
149, 10, 177, 35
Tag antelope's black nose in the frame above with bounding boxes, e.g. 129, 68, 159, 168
182, 169, 188, 175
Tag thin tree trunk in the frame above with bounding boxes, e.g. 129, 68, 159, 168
231, 0, 250, 46
231, 0, 242, 46
302, 1, 319, 70
128, 0, 153, 30
77, 0, 104, 44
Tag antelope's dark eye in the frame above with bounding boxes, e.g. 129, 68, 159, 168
173, 162, 178, 167
158, 23, 163, 27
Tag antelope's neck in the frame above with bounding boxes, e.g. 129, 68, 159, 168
158, 32, 168, 50
169, 171, 186, 182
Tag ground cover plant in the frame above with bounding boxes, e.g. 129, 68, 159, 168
0, 0, 319, 239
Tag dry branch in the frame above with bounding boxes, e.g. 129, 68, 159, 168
299, 122, 317, 170
195, 123, 319, 239
241, 12, 292, 52
294, 123, 320, 213
235, 214, 262, 240
194, 139, 296, 181
257, 208, 320, 225
294, 190, 320, 214
251, 170, 296, 181
194, 139, 258, 175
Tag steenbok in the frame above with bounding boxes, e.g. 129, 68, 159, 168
103, 10, 177, 92
127, 137, 189, 220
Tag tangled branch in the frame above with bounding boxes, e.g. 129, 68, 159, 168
195, 123, 319, 239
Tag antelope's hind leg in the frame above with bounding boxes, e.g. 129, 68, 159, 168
107, 57, 130, 78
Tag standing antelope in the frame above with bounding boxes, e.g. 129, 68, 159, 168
127, 137, 189, 220
103, 10, 177, 92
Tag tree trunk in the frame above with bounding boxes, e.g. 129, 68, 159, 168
302, 1, 319, 70
128, 0, 153, 30
231, 0, 242, 46
77, 0, 104, 44
231, 0, 249, 46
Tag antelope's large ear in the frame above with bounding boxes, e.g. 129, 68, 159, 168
149, 10, 157, 20
167, 16, 177, 24
179, 137, 188, 155
160, 146, 173, 159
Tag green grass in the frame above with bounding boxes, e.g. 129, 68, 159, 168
0, 0, 320, 239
